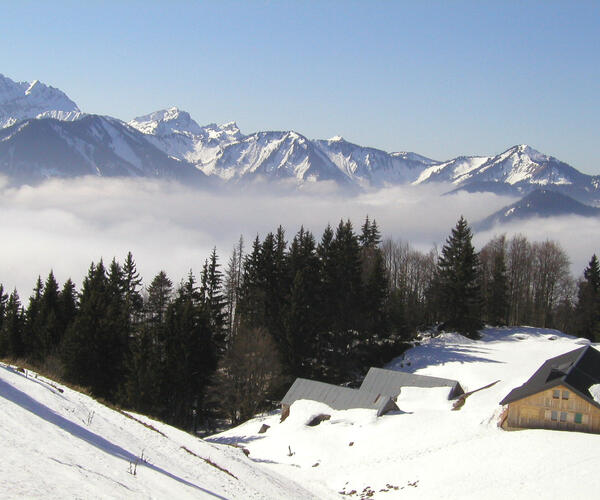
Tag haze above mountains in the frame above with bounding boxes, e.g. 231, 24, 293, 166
1, 73, 599, 224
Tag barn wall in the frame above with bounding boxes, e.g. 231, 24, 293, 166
506, 385, 600, 434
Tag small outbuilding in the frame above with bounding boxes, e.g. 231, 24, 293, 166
280, 378, 399, 420
500, 345, 600, 433
359, 367, 464, 400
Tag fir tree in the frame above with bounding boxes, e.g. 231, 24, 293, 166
205, 248, 227, 354
37, 271, 61, 358
162, 275, 215, 428
62, 261, 128, 399
436, 216, 482, 338
0, 284, 8, 340
284, 226, 320, 376
126, 271, 173, 415
574, 254, 600, 341
58, 279, 78, 336
0, 290, 24, 358
122, 251, 143, 323
24, 276, 44, 357
487, 249, 509, 326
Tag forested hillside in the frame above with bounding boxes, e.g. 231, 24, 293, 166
1, 217, 598, 431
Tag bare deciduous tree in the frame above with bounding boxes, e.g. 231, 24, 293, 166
208, 326, 283, 425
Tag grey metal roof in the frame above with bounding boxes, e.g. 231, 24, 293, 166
499, 345, 600, 408
360, 367, 464, 399
281, 378, 399, 416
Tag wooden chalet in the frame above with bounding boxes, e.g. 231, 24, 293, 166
500, 345, 600, 433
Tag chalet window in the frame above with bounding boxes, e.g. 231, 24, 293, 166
562, 390, 569, 400
552, 390, 560, 399
551, 411, 558, 421
560, 412, 567, 422
575, 413, 583, 424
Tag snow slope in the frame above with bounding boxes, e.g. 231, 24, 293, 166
212, 327, 600, 499
0, 363, 334, 499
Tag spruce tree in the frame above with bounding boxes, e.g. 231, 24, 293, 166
58, 279, 78, 336
574, 254, 600, 341
24, 276, 44, 357
126, 271, 173, 415
0, 290, 24, 358
122, 251, 143, 324
487, 249, 509, 326
436, 216, 482, 338
37, 271, 61, 358
316, 224, 336, 378
62, 261, 128, 399
163, 275, 214, 428
205, 248, 227, 353
284, 226, 320, 376
0, 284, 8, 342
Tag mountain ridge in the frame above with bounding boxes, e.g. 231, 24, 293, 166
0, 74, 598, 202
475, 189, 600, 231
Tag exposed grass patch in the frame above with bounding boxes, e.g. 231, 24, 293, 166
180, 446, 238, 480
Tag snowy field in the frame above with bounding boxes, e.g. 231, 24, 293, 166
0, 364, 333, 499
212, 327, 600, 499
1, 327, 599, 499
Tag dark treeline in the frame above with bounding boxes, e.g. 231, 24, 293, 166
1, 216, 598, 430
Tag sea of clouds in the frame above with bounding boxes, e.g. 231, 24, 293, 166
0, 176, 598, 294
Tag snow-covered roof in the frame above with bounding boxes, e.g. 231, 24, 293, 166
281, 378, 398, 416
500, 345, 600, 407
359, 367, 464, 400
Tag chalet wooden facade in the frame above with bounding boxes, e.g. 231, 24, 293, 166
500, 345, 600, 434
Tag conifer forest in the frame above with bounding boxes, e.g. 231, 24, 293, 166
1, 216, 598, 431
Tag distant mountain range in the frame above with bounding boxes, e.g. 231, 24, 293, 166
475, 189, 600, 231
1, 73, 599, 220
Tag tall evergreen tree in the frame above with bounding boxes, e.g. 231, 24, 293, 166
0, 290, 24, 358
574, 254, 600, 341
24, 276, 44, 357
205, 248, 227, 354
37, 271, 61, 358
0, 284, 8, 340
126, 270, 173, 415
326, 220, 364, 380
238, 236, 266, 329
62, 261, 128, 399
162, 274, 215, 428
58, 278, 78, 336
122, 251, 143, 324
316, 224, 336, 378
436, 216, 482, 338
284, 226, 320, 376
487, 248, 509, 326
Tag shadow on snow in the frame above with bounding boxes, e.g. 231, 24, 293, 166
0, 375, 228, 500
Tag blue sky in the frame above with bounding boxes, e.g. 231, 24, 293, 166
2, 1, 599, 172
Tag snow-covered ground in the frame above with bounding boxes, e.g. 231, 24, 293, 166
2, 327, 598, 498
0, 363, 334, 499
211, 327, 600, 499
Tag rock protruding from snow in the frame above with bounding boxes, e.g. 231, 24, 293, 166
0, 73, 81, 128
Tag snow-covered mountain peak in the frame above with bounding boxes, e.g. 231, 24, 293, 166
220, 121, 239, 132
328, 135, 344, 142
0, 74, 80, 128
504, 144, 547, 162
129, 107, 204, 136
